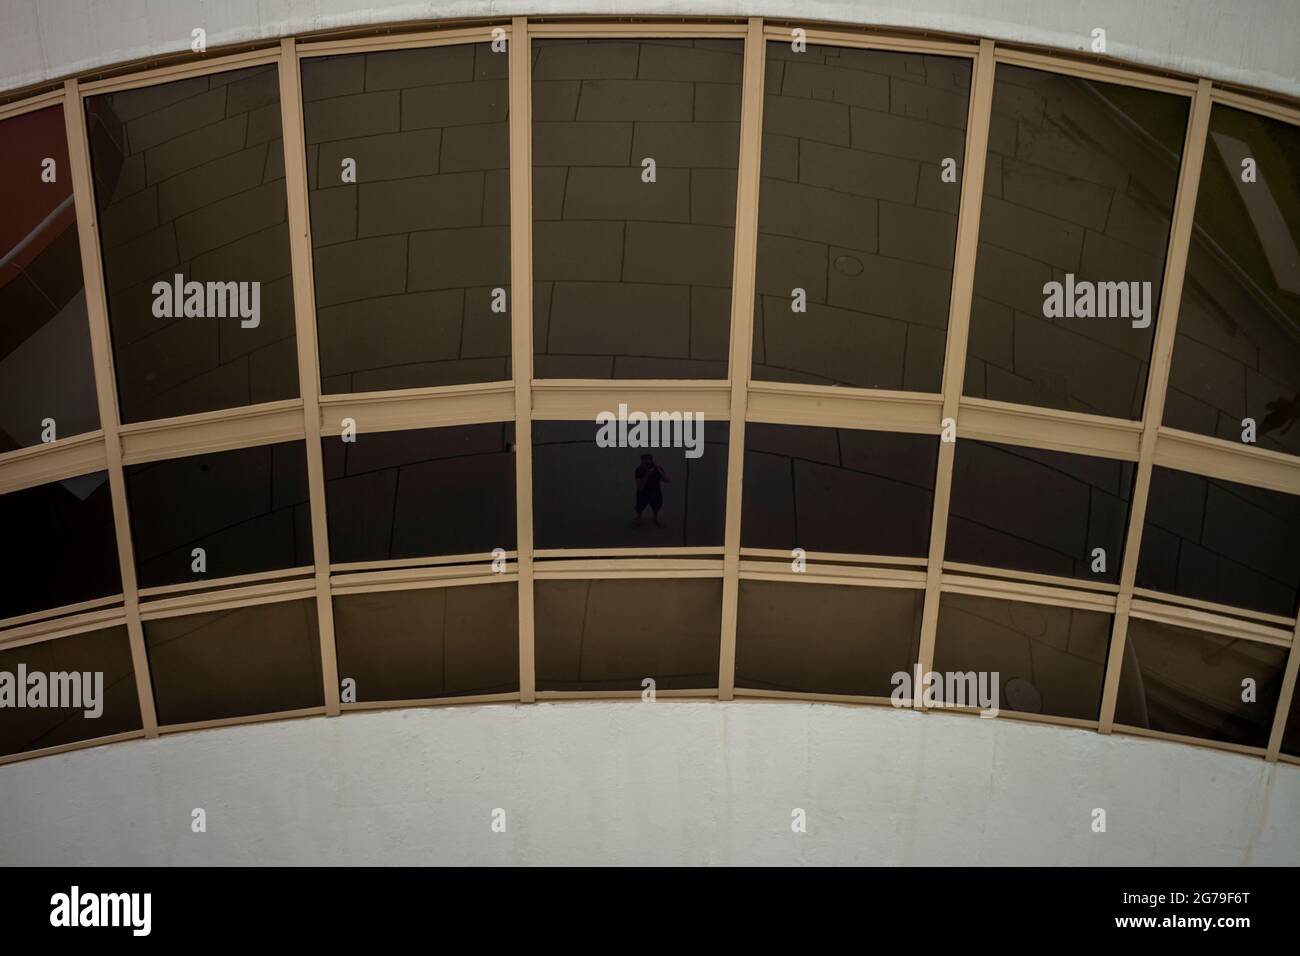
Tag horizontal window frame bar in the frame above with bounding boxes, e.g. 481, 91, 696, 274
530, 381, 732, 421
297, 24, 507, 58
330, 564, 516, 593
138, 578, 316, 621
994, 46, 1198, 97
0, 431, 108, 495
761, 24, 977, 58
119, 400, 307, 466
1129, 598, 1293, 647
76, 47, 282, 97
941, 572, 1118, 612
1153, 426, 1300, 497
0, 603, 128, 650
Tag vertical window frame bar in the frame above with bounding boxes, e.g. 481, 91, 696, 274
717, 17, 767, 700
278, 37, 342, 717
62, 78, 159, 736
1097, 78, 1214, 733
511, 18, 537, 702
914, 38, 997, 691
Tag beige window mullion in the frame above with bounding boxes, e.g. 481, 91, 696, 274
531, 381, 731, 421
1097, 79, 1214, 734
717, 17, 766, 701
510, 17, 538, 702
61, 79, 159, 737
318, 383, 516, 437
278, 37, 342, 717
78, 48, 280, 97
1153, 425, 1300, 497
0, 431, 109, 496
914, 38, 996, 689
1267, 628, 1300, 761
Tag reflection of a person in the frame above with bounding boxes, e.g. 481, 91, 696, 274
1262, 391, 1300, 437
633, 453, 669, 528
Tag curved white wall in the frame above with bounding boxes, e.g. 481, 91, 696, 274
1, 1, 1298, 99
1, 701, 1297, 865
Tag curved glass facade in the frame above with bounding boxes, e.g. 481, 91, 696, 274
2, 19, 1299, 769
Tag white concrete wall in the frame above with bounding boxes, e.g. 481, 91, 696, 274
0, 1, 1298, 98
1, 701, 1296, 865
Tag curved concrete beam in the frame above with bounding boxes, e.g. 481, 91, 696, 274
1, 1, 1298, 99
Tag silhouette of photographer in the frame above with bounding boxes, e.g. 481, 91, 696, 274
633, 453, 670, 528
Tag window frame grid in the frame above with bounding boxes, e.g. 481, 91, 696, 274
0, 17, 1297, 767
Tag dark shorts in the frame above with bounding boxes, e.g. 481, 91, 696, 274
636, 488, 663, 513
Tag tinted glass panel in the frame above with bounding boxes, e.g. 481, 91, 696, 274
933, 592, 1111, 720
1283, 680, 1300, 759
1136, 466, 1300, 616
0, 626, 141, 757
535, 578, 722, 690
742, 422, 936, 556
965, 65, 1188, 419
532, 418, 728, 548
145, 598, 323, 724
87, 66, 299, 423
0, 105, 99, 451
532, 38, 742, 378
753, 44, 969, 391
0, 471, 120, 619
1164, 105, 1300, 457
303, 44, 511, 394
947, 440, 1133, 582
324, 423, 515, 563
735, 580, 922, 695
1114, 617, 1286, 747
333, 583, 518, 701
125, 441, 311, 589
